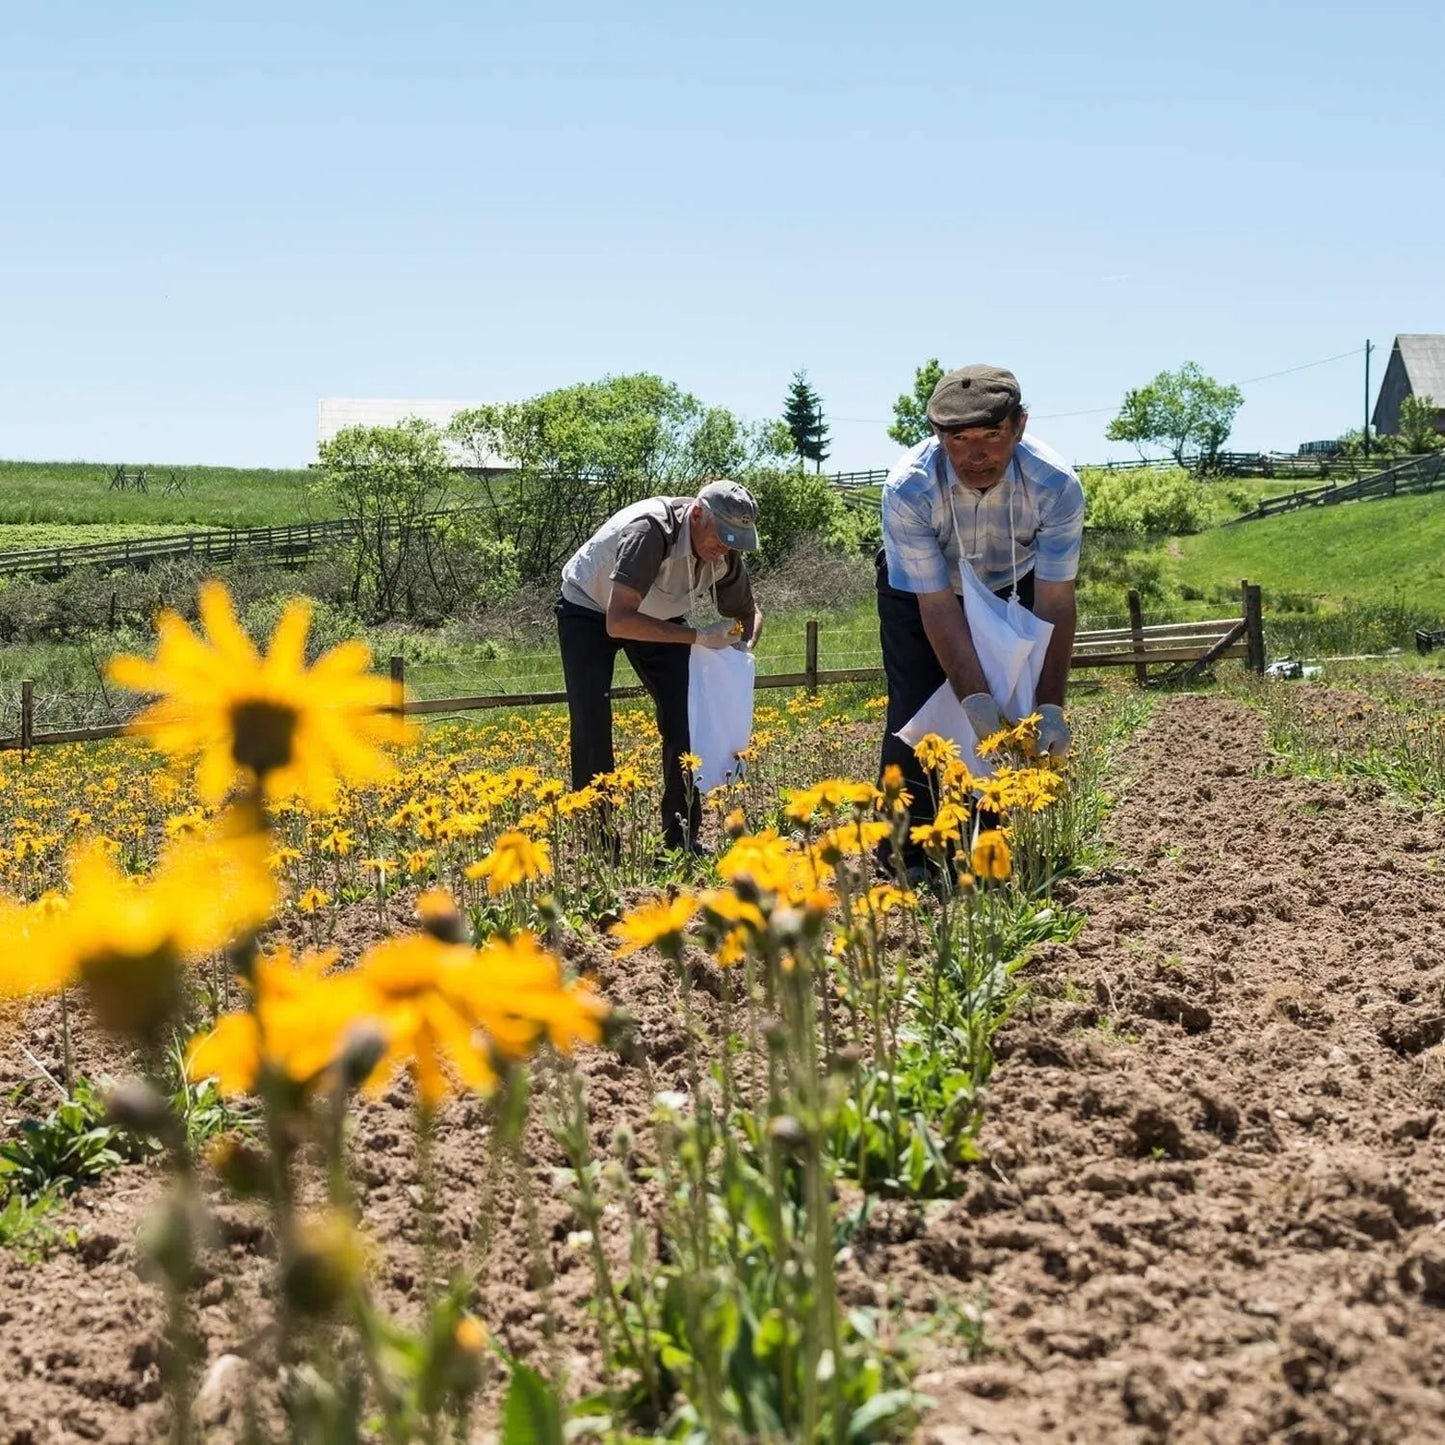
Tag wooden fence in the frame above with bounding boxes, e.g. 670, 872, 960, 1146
1226, 451, 1445, 523
0, 584, 1265, 753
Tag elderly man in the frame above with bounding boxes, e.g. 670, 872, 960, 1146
877, 365, 1085, 866
557, 479, 764, 854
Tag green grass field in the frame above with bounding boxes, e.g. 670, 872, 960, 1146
0, 522, 218, 554
0, 460, 327, 529
1166, 490, 1445, 611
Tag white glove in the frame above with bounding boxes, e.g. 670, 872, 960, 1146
1034, 703, 1072, 760
962, 692, 1008, 743
695, 621, 738, 650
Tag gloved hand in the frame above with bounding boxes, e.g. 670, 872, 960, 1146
962, 691, 1008, 743
1034, 703, 1072, 760
695, 620, 738, 650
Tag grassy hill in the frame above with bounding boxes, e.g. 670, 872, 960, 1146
0, 460, 324, 529
1166, 490, 1445, 612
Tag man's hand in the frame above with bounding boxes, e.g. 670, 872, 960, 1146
1034, 703, 1072, 760
962, 692, 1008, 743
695, 621, 738, 650
743, 606, 764, 651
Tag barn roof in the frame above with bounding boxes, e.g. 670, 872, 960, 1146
1393, 335, 1445, 403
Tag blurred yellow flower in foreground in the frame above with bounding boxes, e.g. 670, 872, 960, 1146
0, 814, 275, 1040
188, 930, 607, 1109
108, 579, 416, 808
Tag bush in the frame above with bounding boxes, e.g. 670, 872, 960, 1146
742, 468, 864, 568
1081, 466, 1208, 536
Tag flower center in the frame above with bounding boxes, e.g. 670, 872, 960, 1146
230, 699, 300, 778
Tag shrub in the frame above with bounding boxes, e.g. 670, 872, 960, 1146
1081, 466, 1208, 536
743, 468, 864, 567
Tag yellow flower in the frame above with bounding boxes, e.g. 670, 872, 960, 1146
2, 817, 276, 1040
108, 579, 416, 808
971, 829, 1012, 881
913, 733, 959, 773
297, 886, 332, 913
609, 894, 699, 956
465, 831, 552, 895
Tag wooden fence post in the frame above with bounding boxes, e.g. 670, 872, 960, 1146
805, 620, 819, 694
390, 655, 405, 715
1126, 588, 1148, 688
1241, 580, 1265, 672
20, 679, 33, 756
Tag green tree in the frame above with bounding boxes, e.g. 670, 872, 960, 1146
449, 374, 785, 585
888, 358, 945, 447
782, 371, 831, 473
1397, 394, 1445, 454
1105, 361, 1245, 470
315, 418, 488, 621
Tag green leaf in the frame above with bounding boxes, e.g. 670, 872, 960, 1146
848, 1388, 920, 1440
499, 1363, 565, 1445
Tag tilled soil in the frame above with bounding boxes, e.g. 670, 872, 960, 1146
3, 693, 1444, 1443
872, 694, 1445, 1444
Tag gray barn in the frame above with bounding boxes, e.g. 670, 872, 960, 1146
1371, 335, 1445, 437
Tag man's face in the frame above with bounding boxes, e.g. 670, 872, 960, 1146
936, 411, 1027, 492
690, 504, 732, 562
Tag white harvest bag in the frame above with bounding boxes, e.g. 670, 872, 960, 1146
687, 644, 756, 792
897, 558, 1053, 776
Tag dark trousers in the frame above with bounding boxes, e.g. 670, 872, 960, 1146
555, 596, 701, 851
876, 550, 1034, 866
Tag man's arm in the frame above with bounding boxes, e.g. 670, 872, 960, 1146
1032, 578, 1077, 706
605, 583, 698, 644
916, 588, 990, 702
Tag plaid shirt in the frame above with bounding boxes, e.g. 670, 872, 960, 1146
881, 434, 1085, 595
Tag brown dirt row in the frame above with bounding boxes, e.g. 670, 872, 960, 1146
860, 693, 1445, 1444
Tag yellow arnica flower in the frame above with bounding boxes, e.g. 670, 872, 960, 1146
913, 733, 960, 773
610, 893, 699, 956
108, 579, 416, 808
971, 829, 1012, 881
189, 932, 607, 1109
3, 817, 275, 1040
465, 831, 552, 895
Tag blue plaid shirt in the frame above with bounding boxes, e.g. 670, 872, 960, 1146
881, 434, 1085, 595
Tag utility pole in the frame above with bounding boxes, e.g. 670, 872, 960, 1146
1363, 339, 1373, 457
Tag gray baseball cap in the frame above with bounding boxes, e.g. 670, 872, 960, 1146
926, 365, 1022, 431
697, 479, 760, 552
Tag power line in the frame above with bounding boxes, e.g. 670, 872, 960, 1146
830, 346, 1368, 426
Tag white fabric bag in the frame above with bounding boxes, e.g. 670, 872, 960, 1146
687, 644, 756, 792
896, 458, 1053, 775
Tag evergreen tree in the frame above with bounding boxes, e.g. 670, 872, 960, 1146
782, 370, 831, 473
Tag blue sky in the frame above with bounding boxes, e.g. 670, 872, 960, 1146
3, 0, 1441, 471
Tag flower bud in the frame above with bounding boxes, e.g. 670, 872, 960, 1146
337, 1021, 388, 1091
206, 1135, 272, 1198
105, 1078, 174, 1140
767, 1114, 807, 1152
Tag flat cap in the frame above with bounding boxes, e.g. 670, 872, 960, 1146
926, 365, 1022, 431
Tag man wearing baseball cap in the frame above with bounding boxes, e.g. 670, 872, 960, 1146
557, 479, 764, 855
877, 365, 1085, 871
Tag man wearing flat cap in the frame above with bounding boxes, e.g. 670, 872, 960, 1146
557, 479, 764, 855
877, 365, 1085, 863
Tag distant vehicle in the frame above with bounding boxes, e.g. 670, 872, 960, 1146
1265, 658, 1323, 680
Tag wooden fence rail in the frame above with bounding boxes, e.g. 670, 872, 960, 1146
0, 584, 1264, 753
1228, 452, 1445, 523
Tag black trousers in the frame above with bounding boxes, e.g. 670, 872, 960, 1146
555, 596, 701, 851
876, 550, 1035, 866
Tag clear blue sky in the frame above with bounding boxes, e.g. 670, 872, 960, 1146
3, 0, 1441, 471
